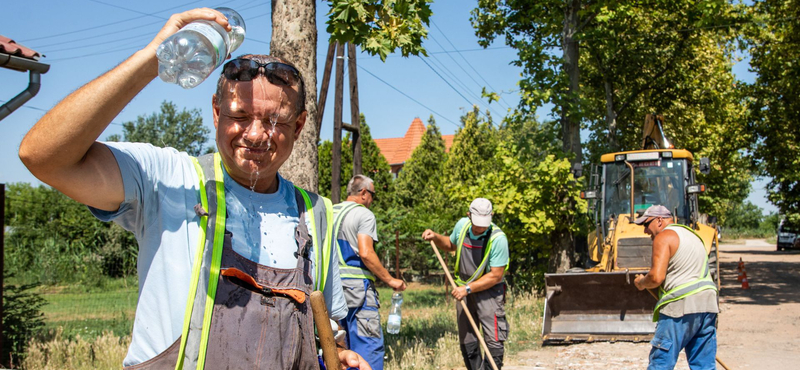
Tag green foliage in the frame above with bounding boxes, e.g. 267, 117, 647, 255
326, 0, 432, 61
107, 101, 210, 156
444, 106, 497, 189
318, 117, 395, 208
449, 115, 586, 290
4, 183, 137, 285
722, 201, 764, 230
2, 274, 46, 367
745, 0, 800, 223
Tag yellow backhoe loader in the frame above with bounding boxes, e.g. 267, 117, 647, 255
542, 115, 720, 344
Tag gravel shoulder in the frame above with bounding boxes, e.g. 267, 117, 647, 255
504, 239, 800, 370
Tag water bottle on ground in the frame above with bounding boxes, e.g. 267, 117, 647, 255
156, 7, 246, 89
386, 292, 403, 334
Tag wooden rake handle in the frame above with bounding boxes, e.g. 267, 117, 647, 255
310, 291, 343, 370
430, 240, 499, 370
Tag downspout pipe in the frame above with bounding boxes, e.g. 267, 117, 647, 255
0, 54, 50, 121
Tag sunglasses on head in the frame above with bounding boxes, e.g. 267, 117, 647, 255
222, 59, 302, 87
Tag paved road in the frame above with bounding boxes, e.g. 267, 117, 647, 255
716, 239, 800, 369
504, 239, 800, 369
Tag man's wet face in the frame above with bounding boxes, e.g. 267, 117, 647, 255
213, 76, 305, 192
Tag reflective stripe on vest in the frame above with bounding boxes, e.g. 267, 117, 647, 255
175, 153, 333, 369
652, 224, 718, 322
332, 202, 375, 281
454, 221, 507, 286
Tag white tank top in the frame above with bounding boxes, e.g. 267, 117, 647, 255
659, 225, 719, 317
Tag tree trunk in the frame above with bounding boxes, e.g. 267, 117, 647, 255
604, 77, 619, 151
271, 0, 319, 192
550, 0, 582, 273
549, 228, 574, 274
561, 0, 582, 167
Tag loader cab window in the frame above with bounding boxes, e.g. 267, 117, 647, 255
602, 158, 689, 230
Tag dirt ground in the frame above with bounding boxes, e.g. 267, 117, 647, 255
504, 239, 800, 369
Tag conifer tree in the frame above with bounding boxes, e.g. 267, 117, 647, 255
444, 106, 497, 193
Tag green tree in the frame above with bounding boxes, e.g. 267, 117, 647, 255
472, 0, 753, 269
275, 0, 432, 191
4, 183, 138, 285
444, 106, 497, 189
107, 101, 210, 156
746, 0, 800, 223
1, 274, 46, 367
722, 201, 764, 231
326, 0, 432, 61
318, 118, 394, 209
450, 115, 586, 288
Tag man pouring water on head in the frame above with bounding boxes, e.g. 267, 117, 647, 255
19, 8, 370, 370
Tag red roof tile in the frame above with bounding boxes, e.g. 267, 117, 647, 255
0, 35, 42, 61
374, 117, 455, 167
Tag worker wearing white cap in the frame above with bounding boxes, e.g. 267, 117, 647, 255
422, 198, 509, 370
633, 205, 719, 370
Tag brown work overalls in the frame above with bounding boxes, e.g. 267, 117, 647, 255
124, 156, 319, 370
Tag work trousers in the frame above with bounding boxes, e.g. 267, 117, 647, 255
648, 312, 717, 370
457, 283, 508, 370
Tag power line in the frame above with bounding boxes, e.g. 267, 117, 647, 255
0, 100, 124, 126
425, 47, 506, 119
424, 48, 487, 110
431, 20, 513, 111
429, 34, 496, 105
21, 0, 207, 43
356, 65, 460, 128
417, 56, 496, 124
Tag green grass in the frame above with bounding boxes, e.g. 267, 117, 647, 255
35, 277, 138, 340
376, 283, 543, 369
25, 281, 544, 369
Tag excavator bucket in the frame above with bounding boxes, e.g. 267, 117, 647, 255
542, 271, 656, 344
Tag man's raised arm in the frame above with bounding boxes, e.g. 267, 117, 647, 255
18, 8, 230, 212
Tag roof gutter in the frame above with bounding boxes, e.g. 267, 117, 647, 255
0, 54, 50, 122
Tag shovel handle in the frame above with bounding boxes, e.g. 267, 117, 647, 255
311, 291, 343, 370
430, 240, 499, 370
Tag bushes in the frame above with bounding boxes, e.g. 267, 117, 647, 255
2, 275, 46, 366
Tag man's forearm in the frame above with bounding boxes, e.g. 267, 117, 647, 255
636, 272, 663, 290
361, 253, 394, 284
465, 270, 503, 294
435, 233, 455, 252
20, 49, 156, 178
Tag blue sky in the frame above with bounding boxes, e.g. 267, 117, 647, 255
1, 0, 776, 215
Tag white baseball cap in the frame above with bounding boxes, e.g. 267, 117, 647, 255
469, 198, 493, 227
634, 205, 673, 225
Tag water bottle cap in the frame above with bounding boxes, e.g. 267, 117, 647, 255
392, 292, 403, 299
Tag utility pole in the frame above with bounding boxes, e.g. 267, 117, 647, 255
318, 41, 362, 203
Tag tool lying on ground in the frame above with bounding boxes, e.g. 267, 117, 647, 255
430, 240, 499, 370
310, 291, 343, 370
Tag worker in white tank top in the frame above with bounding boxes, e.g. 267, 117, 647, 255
633, 205, 718, 370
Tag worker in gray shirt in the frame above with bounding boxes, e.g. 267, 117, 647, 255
333, 175, 407, 370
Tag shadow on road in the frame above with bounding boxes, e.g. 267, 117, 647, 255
720, 260, 800, 305
724, 250, 800, 256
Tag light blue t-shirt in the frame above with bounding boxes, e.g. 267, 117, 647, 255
90, 142, 346, 366
449, 217, 509, 270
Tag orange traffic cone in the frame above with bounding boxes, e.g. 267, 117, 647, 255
737, 259, 746, 282
741, 270, 750, 290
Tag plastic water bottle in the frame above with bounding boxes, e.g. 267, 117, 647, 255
156, 7, 246, 89
386, 292, 403, 334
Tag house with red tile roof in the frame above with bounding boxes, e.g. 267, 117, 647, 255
374, 117, 454, 177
